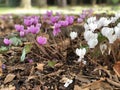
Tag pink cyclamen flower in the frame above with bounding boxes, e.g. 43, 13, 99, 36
65, 16, 74, 25
28, 25, 40, 34
20, 31, 25, 37
77, 18, 83, 23
15, 24, 24, 32
53, 28, 61, 36
37, 36, 47, 45
3, 38, 11, 45
28, 59, 33, 63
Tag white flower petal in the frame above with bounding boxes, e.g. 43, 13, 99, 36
87, 39, 98, 48
70, 31, 78, 40
64, 79, 73, 87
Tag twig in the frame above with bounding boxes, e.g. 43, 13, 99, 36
106, 78, 120, 88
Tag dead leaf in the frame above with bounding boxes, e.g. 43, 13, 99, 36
26, 76, 37, 82
113, 61, 120, 77
0, 85, 15, 90
0, 54, 4, 76
74, 85, 88, 90
4, 74, 16, 84
36, 63, 45, 71
0, 60, 3, 76
81, 79, 112, 90
60, 77, 69, 83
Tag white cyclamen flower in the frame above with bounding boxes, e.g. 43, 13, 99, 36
87, 17, 96, 24
97, 17, 111, 28
117, 23, 120, 28
110, 17, 118, 23
114, 26, 120, 38
102, 18, 111, 26
76, 48, 86, 62
115, 13, 120, 19
101, 27, 117, 43
84, 31, 98, 41
84, 23, 89, 31
87, 39, 98, 48
70, 31, 78, 40
64, 79, 73, 87
88, 23, 98, 32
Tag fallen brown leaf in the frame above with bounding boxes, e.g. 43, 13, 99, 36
0, 60, 3, 76
36, 63, 45, 71
26, 76, 38, 82
74, 85, 88, 90
0, 85, 15, 90
113, 61, 120, 77
4, 74, 16, 84
0, 54, 4, 76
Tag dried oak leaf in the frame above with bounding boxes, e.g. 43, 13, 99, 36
113, 61, 120, 77
36, 63, 45, 71
4, 74, 16, 84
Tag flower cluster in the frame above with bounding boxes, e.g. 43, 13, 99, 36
15, 16, 41, 37
84, 17, 98, 48
77, 9, 93, 23
83, 13, 120, 48
15, 16, 47, 45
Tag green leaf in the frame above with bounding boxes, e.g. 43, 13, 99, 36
20, 44, 32, 62
48, 61, 56, 68
24, 44, 32, 53
98, 32, 107, 43
0, 46, 8, 53
80, 45, 89, 51
10, 37, 22, 46
20, 48, 26, 62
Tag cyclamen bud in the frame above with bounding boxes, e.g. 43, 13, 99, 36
20, 31, 25, 37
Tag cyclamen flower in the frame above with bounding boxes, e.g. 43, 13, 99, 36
20, 31, 25, 37
87, 17, 96, 24
24, 18, 32, 26
37, 36, 47, 45
3, 38, 11, 45
70, 31, 78, 40
58, 21, 68, 27
46, 11, 53, 17
101, 27, 117, 43
84, 31, 98, 41
64, 79, 73, 87
50, 16, 59, 23
114, 26, 120, 38
76, 48, 86, 62
28, 24, 40, 34
65, 16, 74, 25
88, 23, 98, 32
77, 18, 83, 23
80, 14, 86, 19
84, 31, 98, 48
24, 16, 39, 26
87, 39, 98, 48
15, 24, 24, 32
53, 23, 61, 36
53, 28, 61, 36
